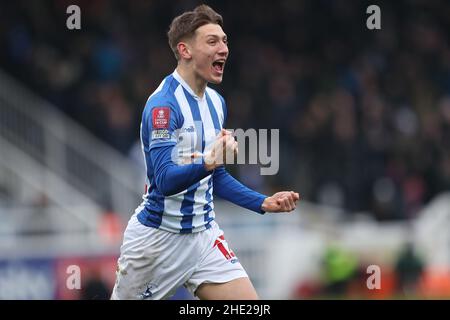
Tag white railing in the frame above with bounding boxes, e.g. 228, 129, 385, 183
0, 70, 142, 219
413, 192, 450, 269
0, 136, 102, 230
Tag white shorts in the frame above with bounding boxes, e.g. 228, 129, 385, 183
111, 214, 248, 300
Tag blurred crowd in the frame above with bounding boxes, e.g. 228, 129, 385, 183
292, 241, 450, 299
1, 0, 450, 220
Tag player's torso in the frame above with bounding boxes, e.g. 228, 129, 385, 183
139, 74, 225, 233
174, 92, 223, 164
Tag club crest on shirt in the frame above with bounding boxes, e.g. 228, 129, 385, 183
138, 282, 158, 299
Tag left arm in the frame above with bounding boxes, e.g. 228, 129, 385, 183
213, 166, 267, 214
213, 167, 300, 214
213, 166, 300, 213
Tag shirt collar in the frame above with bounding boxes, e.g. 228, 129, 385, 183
173, 69, 205, 101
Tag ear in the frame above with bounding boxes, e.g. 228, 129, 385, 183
177, 42, 192, 60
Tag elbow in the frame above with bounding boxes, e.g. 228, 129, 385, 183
154, 166, 176, 196
155, 177, 181, 197
161, 188, 177, 197
153, 164, 185, 196
157, 181, 177, 197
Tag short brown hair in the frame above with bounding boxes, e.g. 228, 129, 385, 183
167, 5, 223, 60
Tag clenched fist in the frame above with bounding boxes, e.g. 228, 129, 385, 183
261, 191, 300, 213
204, 129, 238, 171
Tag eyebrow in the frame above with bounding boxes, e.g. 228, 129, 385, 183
205, 34, 227, 39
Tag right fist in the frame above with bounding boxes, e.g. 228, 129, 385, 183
204, 129, 238, 171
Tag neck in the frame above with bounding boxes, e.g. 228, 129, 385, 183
176, 64, 207, 98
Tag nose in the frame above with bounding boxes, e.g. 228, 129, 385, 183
218, 41, 229, 57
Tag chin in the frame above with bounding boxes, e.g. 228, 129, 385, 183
209, 78, 223, 84
208, 75, 223, 84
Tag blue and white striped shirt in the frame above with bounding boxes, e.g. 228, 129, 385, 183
136, 70, 266, 233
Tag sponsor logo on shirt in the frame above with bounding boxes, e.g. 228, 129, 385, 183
181, 126, 195, 133
152, 129, 170, 140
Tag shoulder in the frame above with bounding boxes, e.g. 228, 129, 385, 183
144, 75, 183, 119
145, 75, 177, 109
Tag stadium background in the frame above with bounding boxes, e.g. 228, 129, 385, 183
0, 0, 450, 299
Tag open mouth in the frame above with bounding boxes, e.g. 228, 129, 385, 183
212, 60, 225, 74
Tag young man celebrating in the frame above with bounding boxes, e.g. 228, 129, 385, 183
112, 5, 300, 300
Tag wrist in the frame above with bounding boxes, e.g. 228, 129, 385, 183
203, 163, 215, 171
261, 197, 270, 212
202, 154, 216, 171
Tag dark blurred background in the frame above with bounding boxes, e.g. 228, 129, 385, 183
1, 0, 450, 300
2, 0, 450, 221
